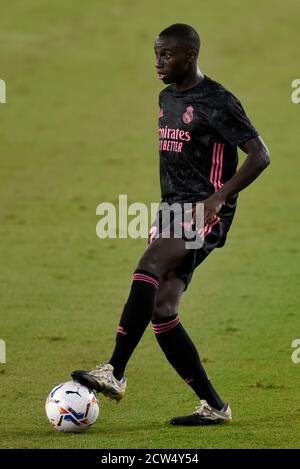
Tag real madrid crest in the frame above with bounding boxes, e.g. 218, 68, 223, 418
182, 105, 194, 124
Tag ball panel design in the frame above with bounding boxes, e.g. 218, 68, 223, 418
45, 381, 99, 433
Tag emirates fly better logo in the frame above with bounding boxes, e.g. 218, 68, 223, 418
158, 105, 194, 153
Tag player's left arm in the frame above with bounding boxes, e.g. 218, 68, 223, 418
203, 135, 271, 224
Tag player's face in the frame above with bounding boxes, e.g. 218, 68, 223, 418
154, 37, 191, 84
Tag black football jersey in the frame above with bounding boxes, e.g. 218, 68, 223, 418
158, 75, 259, 227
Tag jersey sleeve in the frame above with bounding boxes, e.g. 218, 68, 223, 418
210, 93, 259, 146
159, 90, 163, 108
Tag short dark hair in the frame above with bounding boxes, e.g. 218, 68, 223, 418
158, 23, 200, 52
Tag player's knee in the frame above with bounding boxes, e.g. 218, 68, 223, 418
137, 252, 160, 276
152, 300, 177, 321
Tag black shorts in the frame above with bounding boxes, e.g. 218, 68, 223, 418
148, 202, 229, 291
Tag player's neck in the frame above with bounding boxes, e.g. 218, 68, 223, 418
174, 67, 204, 92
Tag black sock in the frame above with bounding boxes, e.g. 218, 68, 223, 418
152, 315, 224, 410
109, 269, 159, 380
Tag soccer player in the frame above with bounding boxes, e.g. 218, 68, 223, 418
72, 24, 270, 425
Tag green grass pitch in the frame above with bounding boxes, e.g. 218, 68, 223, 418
0, 0, 299, 449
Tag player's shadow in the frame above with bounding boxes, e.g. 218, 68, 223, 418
90, 421, 166, 435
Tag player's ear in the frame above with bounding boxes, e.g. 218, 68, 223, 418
186, 49, 198, 63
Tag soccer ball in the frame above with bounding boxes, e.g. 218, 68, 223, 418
45, 381, 99, 433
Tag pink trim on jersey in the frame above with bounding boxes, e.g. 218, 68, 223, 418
209, 143, 217, 189
213, 143, 220, 191
116, 326, 127, 336
133, 273, 159, 288
204, 216, 220, 237
210, 143, 224, 191
152, 316, 180, 334
217, 144, 224, 189
198, 215, 220, 240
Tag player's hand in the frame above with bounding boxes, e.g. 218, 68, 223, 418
202, 193, 224, 224
191, 193, 224, 227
